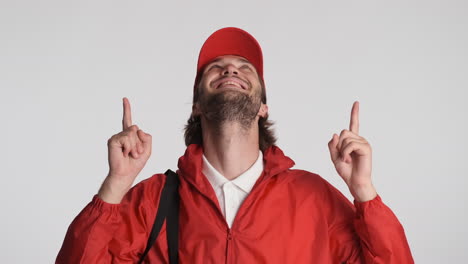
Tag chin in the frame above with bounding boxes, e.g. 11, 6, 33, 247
218, 87, 247, 95
221, 89, 248, 99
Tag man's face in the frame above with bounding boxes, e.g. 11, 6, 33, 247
195, 55, 267, 128
199, 55, 261, 95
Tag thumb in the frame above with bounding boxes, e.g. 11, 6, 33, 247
327, 134, 340, 163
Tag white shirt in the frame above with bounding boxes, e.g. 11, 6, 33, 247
202, 151, 264, 228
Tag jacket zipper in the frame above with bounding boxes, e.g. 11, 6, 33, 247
224, 176, 275, 264
226, 228, 233, 264
188, 172, 278, 263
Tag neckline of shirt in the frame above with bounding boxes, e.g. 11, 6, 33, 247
202, 150, 264, 194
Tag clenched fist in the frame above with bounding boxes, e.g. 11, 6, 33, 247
98, 97, 152, 204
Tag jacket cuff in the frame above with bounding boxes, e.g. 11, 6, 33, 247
91, 194, 121, 214
353, 194, 382, 216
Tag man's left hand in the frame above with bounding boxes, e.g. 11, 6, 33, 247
328, 101, 377, 202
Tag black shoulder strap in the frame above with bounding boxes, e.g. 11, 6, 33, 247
165, 169, 180, 264
138, 169, 179, 264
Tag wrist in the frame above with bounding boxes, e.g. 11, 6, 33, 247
98, 175, 132, 204
349, 183, 377, 202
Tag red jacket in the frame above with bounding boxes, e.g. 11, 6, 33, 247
57, 144, 414, 263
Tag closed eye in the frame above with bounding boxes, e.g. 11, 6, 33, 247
207, 64, 222, 71
240, 65, 253, 71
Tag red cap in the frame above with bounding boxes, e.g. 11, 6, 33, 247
195, 27, 264, 85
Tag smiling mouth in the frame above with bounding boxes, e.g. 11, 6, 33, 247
217, 81, 245, 90
214, 78, 247, 90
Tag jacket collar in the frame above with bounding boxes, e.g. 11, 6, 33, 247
202, 150, 264, 193
177, 144, 295, 200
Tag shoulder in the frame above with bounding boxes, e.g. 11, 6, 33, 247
280, 169, 347, 201
283, 169, 329, 189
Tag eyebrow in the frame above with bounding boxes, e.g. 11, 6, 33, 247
209, 57, 252, 65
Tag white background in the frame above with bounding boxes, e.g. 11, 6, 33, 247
1, 0, 467, 263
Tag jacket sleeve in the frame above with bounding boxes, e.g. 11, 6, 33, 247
56, 174, 164, 264
352, 195, 414, 263
324, 183, 414, 264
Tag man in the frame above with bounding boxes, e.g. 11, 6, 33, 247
57, 27, 414, 263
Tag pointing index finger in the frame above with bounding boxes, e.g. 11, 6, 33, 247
122, 97, 132, 130
349, 101, 359, 134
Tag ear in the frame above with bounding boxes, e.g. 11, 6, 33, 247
258, 103, 268, 118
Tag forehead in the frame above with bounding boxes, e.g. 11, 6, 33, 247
207, 55, 253, 65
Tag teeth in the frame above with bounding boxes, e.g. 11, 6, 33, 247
219, 81, 242, 89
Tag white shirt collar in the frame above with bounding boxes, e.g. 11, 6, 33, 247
202, 150, 264, 193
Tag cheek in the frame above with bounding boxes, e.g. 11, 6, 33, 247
249, 78, 262, 92
197, 77, 213, 99
200, 73, 218, 89
201, 80, 213, 93
244, 72, 260, 86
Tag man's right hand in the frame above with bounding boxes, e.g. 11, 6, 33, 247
98, 97, 152, 204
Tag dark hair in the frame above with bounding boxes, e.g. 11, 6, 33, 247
184, 77, 277, 151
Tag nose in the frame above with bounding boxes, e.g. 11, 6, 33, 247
222, 64, 238, 76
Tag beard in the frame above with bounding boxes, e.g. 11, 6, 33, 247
199, 88, 262, 130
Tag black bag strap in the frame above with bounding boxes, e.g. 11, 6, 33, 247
165, 170, 180, 264
138, 169, 179, 264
